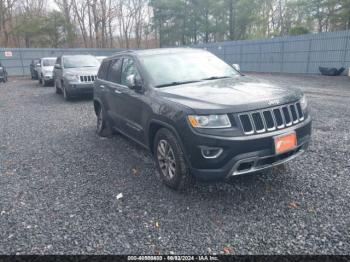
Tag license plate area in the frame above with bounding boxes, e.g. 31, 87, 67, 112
274, 132, 297, 155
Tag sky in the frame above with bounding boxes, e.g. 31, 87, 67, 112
47, 0, 59, 11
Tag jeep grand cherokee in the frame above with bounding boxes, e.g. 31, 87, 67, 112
93, 48, 312, 190
54, 55, 100, 100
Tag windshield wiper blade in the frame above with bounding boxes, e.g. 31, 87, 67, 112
155, 80, 200, 88
201, 76, 231, 81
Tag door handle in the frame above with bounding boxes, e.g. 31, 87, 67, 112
114, 89, 122, 94
100, 85, 105, 89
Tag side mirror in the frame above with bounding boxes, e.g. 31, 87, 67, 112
54, 64, 61, 69
232, 64, 240, 71
126, 74, 142, 91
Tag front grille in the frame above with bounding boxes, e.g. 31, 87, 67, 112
238, 101, 304, 135
80, 75, 97, 82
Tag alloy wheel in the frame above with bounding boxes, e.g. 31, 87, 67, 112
157, 139, 176, 180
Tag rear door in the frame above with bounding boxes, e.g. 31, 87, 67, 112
37, 59, 42, 78
53, 57, 63, 85
104, 57, 124, 128
95, 60, 111, 110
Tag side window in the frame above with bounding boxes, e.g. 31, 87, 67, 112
98, 61, 110, 80
121, 58, 140, 86
107, 58, 123, 84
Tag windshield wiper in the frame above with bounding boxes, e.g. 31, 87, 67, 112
201, 76, 231, 81
155, 80, 201, 88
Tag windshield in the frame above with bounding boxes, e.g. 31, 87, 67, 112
140, 51, 239, 87
63, 55, 100, 69
43, 58, 56, 67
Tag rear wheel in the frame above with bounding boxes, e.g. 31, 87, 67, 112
154, 128, 194, 190
96, 104, 113, 137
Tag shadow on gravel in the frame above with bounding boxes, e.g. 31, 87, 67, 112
27, 91, 93, 106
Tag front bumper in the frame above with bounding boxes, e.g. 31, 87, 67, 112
181, 116, 312, 182
43, 75, 54, 81
65, 81, 94, 96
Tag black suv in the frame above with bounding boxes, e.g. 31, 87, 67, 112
0, 61, 8, 83
93, 48, 312, 190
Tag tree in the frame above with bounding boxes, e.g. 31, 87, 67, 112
289, 25, 310, 35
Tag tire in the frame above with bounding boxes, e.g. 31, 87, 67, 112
153, 128, 194, 190
55, 80, 62, 94
96, 104, 113, 137
62, 84, 71, 101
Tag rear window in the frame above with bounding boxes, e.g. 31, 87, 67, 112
107, 59, 123, 84
98, 61, 110, 80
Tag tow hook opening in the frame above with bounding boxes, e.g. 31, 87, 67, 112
237, 161, 255, 172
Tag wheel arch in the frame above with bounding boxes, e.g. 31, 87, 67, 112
148, 120, 190, 166
93, 98, 103, 116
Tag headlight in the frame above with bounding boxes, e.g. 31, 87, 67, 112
64, 73, 79, 82
300, 95, 307, 111
188, 114, 231, 128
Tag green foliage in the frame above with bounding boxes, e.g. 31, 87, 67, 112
289, 26, 310, 35
12, 11, 75, 48
150, 0, 350, 46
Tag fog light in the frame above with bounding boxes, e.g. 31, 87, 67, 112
201, 147, 223, 159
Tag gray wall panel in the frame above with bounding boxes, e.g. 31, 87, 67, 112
193, 30, 350, 74
0, 48, 122, 76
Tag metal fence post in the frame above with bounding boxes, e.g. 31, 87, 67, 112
281, 40, 285, 73
342, 32, 349, 68
306, 39, 312, 74
18, 48, 25, 76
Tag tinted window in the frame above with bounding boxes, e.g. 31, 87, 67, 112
98, 61, 110, 80
107, 59, 123, 83
121, 58, 140, 86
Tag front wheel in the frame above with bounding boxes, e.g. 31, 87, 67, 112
41, 78, 47, 87
62, 85, 71, 101
96, 105, 113, 137
55, 80, 62, 94
154, 128, 194, 190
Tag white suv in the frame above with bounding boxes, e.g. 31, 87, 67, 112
38, 57, 57, 86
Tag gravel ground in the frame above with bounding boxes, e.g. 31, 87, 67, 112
0, 74, 349, 255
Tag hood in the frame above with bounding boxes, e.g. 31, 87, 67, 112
155, 76, 303, 114
42, 66, 54, 73
65, 67, 99, 75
